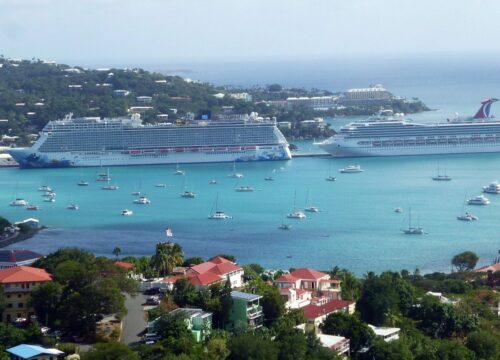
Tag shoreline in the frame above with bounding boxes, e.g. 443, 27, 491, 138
0, 226, 45, 249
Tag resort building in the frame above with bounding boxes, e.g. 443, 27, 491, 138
6, 344, 64, 360
148, 308, 212, 342
0, 266, 52, 323
275, 268, 342, 308
340, 84, 391, 106
161, 256, 244, 290
229, 92, 253, 102
229, 291, 264, 330
0, 249, 43, 269
287, 96, 338, 110
302, 299, 355, 327
368, 325, 401, 342
113, 89, 130, 97
136, 96, 153, 103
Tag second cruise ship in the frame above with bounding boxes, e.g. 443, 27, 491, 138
318, 98, 500, 157
8, 113, 291, 168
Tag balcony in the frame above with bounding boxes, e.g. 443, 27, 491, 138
247, 305, 263, 319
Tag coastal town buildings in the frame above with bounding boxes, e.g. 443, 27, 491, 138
340, 84, 392, 106
317, 334, 350, 356
229, 291, 264, 330
286, 96, 338, 110
368, 325, 401, 342
148, 308, 213, 342
0, 266, 52, 323
302, 299, 355, 327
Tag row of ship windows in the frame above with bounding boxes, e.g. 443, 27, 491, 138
357, 138, 500, 146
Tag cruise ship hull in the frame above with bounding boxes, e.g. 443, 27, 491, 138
9, 145, 291, 168
318, 138, 500, 157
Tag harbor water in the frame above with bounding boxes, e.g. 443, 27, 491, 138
1, 152, 500, 274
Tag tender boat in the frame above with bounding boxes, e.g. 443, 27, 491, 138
483, 181, 500, 194
43, 196, 56, 203
394, 207, 403, 213
180, 191, 196, 198
131, 191, 141, 196
10, 198, 28, 206
326, 176, 337, 181
304, 206, 320, 213
96, 172, 111, 182
208, 211, 232, 220
235, 186, 254, 192
67, 204, 79, 210
209, 180, 218, 185
121, 209, 133, 216
38, 185, 53, 192
155, 184, 167, 188
134, 196, 151, 204
278, 223, 291, 230
26, 204, 39, 211
457, 212, 478, 221
77, 180, 89, 186
339, 165, 363, 173
432, 174, 452, 181
264, 176, 274, 181
42, 191, 56, 197
467, 195, 490, 205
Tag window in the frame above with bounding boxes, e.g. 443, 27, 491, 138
18, 303, 23, 308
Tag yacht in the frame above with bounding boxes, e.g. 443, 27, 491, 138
180, 191, 196, 198
208, 211, 232, 220
10, 198, 28, 206
38, 185, 53, 192
131, 191, 141, 196
325, 175, 337, 182
339, 165, 363, 173
155, 183, 167, 188
42, 191, 56, 197
43, 196, 56, 202
96, 170, 111, 182
457, 212, 478, 221
278, 223, 291, 230
134, 196, 151, 204
394, 207, 403, 213
77, 180, 89, 186
432, 165, 451, 181
402, 207, 424, 235
483, 181, 500, 194
208, 180, 218, 185
26, 204, 39, 211
235, 186, 253, 192
121, 209, 133, 216
304, 206, 320, 213
67, 204, 79, 210
264, 176, 274, 181
467, 195, 490, 205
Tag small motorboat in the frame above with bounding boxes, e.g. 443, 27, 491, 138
339, 165, 363, 173
26, 204, 40, 211
208, 211, 232, 220
77, 180, 89, 186
121, 209, 133, 216
10, 198, 28, 207
180, 191, 196, 198
235, 186, 253, 192
67, 204, 79, 210
134, 196, 151, 204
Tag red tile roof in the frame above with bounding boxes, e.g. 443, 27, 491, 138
290, 268, 329, 280
303, 300, 354, 320
0, 266, 52, 284
210, 256, 232, 264
275, 273, 299, 283
115, 261, 134, 270
188, 257, 241, 276
474, 263, 500, 273
187, 272, 223, 286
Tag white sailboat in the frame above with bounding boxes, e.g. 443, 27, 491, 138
208, 193, 232, 219
287, 191, 306, 219
173, 162, 185, 176
101, 169, 119, 190
402, 207, 424, 235
432, 163, 451, 181
227, 161, 243, 178
278, 215, 291, 230
304, 190, 320, 212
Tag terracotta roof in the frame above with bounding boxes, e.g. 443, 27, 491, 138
115, 261, 134, 270
188, 257, 241, 276
0, 249, 43, 264
290, 268, 329, 280
303, 300, 354, 320
0, 266, 52, 283
210, 256, 232, 264
209, 262, 241, 275
474, 263, 500, 273
161, 275, 184, 284
275, 273, 299, 283
187, 272, 223, 286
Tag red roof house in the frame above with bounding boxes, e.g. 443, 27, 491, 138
303, 300, 355, 326
0, 266, 52, 284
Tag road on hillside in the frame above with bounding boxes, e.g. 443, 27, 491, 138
121, 293, 148, 345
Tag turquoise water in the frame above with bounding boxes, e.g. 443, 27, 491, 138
2, 153, 500, 274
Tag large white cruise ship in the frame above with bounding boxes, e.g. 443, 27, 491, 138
317, 98, 500, 157
8, 113, 291, 168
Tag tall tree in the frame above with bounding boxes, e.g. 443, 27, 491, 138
112, 246, 122, 259
452, 251, 479, 272
151, 242, 184, 276
320, 312, 375, 353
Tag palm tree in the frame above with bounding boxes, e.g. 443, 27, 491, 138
151, 242, 184, 276
112, 246, 121, 259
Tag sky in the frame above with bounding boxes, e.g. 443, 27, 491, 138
1, 0, 499, 64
